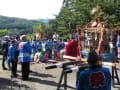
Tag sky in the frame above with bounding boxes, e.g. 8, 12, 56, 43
0, 0, 63, 19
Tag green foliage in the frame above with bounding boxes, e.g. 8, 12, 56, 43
0, 0, 120, 40
33, 19, 47, 38
26, 33, 32, 42
32, 0, 120, 40
55, 0, 120, 38
37, 19, 58, 38
33, 25, 40, 33
0, 29, 11, 37
0, 15, 39, 34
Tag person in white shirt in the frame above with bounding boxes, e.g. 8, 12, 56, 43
42, 39, 46, 53
53, 32, 59, 41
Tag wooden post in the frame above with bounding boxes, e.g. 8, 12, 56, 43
77, 27, 82, 59
96, 16, 104, 58
114, 30, 119, 62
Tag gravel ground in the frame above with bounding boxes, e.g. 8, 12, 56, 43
0, 56, 120, 90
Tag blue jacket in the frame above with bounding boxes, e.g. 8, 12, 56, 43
117, 35, 120, 47
58, 42, 65, 51
53, 42, 59, 51
19, 42, 32, 63
31, 42, 37, 52
41, 42, 48, 52
48, 40, 54, 50
16, 41, 21, 51
8, 45, 15, 61
37, 42, 42, 52
76, 67, 111, 90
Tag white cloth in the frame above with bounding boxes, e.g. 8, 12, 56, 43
53, 34, 59, 41
118, 48, 120, 58
42, 43, 46, 51
109, 42, 113, 48
20, 35, 26, 40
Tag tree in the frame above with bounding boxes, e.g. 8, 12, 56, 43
55, 0, 120, 40
0, 29, 11, 37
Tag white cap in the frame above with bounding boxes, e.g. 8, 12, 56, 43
20, 35, 26, 40
4, 36, 9, 40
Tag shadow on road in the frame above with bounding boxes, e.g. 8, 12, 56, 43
17, 70, 56, 78
0, 78, 32, 90
30, 70, 56, 78
29, 77, 58, 87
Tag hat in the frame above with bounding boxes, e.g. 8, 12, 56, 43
20, 35, 26, 40
4, 36, 9, 40
87, 50, 98, 63
4, 36, 9, 39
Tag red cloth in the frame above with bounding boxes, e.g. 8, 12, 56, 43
64, 40, 78, 57
54, 51, 58, 57
43, 54, 47, 62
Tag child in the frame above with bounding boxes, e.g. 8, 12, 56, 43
53, 41, 58, 58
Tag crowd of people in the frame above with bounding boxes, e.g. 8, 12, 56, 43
0, 32, 73, 80
0, 31, 113, 89
1, 34, 32, 80
31, 37, 65, 61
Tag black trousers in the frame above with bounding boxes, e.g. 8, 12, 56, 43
2, 53, 7, 68
21, 62, 30, 79
11, 60, 17, 76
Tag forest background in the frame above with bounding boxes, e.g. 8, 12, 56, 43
0, 0, 120, 40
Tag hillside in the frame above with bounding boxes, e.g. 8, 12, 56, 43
0, 15, 48, 34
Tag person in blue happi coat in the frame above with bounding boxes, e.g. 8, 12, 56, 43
76, 50, 111, 90
19, 35, 32, 80
45, 39, 50, 58
8, 40, 18, 77
31, 39, 37, 59
37, 39, 42, 52
117, 32, 120, 58
41, 39, 47, 53
61, 39, 65, 49
48, 39, 54, 58
58, 39, 65, 52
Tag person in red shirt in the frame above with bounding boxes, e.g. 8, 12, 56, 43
64, 37, 78, 57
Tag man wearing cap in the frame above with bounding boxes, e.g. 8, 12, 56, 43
76, 50, 111, 90
53, 32, 59, 41
1, 36, 9, 70
19, 35, 32, 80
